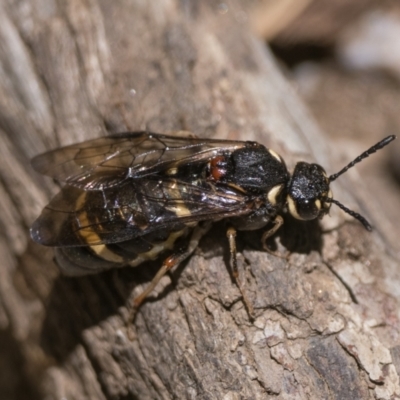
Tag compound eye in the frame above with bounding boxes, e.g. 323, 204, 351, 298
287, 196, 321, 221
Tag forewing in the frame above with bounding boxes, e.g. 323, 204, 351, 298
30, 179, 250, 247
31, 132, 246, 190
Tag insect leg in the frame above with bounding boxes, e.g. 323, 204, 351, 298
226, 227, 255, 318
261, 215, 284, 256
227, 227, 239, 279
131, 222, 211, 314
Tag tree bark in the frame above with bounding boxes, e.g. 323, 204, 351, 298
1, 1, 399, 399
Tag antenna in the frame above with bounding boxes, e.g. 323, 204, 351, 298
326, 198, 372, 231
326, 135, 396, 230
329, 135, 396, 182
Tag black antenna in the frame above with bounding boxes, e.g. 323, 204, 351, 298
326, 198, 372, 231
325, 135, 396, 230
329, 135, 396, 182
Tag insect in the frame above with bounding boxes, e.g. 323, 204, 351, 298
30, 131, 396, 316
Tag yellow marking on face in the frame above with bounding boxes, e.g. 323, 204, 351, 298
287, 195, 302, 220
314, 199, 321, 211
267, 184, 284, 205
323, 189, 333, 209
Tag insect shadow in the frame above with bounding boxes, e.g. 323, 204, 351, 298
40, 237, 206, 362
40, 218, 318, 362
40, 270, 126, 361
239, 215, 323, 256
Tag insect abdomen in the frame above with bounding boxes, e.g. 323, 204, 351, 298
54, 227, 191, 276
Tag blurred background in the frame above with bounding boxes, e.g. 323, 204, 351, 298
250, 0, 400, 252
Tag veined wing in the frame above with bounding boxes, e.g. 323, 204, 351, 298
31, 132, 248, 190
30, 178, 252, 247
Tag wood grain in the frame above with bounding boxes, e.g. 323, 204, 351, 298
0, 1, 399, 399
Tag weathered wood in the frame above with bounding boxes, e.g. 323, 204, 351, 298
1, 1, 400, 399
267, 0, 380, 44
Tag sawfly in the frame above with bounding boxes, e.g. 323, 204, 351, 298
30, 131, 396, 314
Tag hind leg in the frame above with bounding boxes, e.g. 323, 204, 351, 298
129, 223, 211, 319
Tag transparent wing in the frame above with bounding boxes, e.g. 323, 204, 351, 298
30, 178, 251, 247
31, 132, 247, 190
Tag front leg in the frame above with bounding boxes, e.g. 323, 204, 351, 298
261, 215, 285, 257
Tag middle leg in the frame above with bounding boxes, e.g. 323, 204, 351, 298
226, 227, 255, 319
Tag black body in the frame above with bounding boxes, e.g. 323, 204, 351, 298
30, 131, 395, 276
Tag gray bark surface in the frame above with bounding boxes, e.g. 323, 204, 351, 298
0, 1, 399, 399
